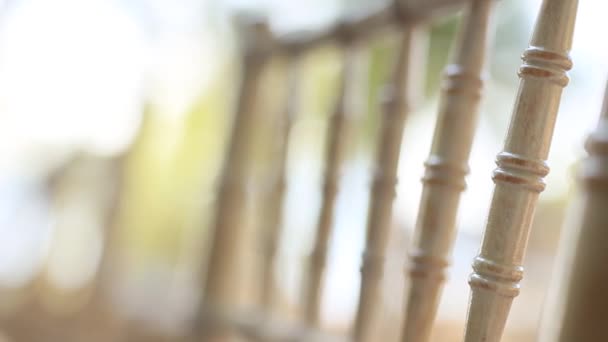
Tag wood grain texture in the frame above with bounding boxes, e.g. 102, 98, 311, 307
352, 25, 428, 342
259, 56, 301, 312
195, 19, 273, 342
302, 42, 360, 327
463, 1, 578, 341
399, 1, 495, 341
538, 82, 608, 342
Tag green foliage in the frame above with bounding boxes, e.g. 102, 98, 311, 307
425, 15, 460, 96
117, 63, 234, 264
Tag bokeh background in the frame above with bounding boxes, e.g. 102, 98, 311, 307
0, 0, 603, 341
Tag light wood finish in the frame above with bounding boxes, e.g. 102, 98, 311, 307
196, 19, 273, 342
277, 0, 468, 53
463, 1, 578, 341
538, 82, 608, 342
260, 56, 301, 312
399, 2, 495, 341
352, 25, 428, 342
302, 41, 360, 327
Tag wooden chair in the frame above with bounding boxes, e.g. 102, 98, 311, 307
400, 1, 494, 341
354, 23, 428, 342
192, 0, 581, 341
463, 1, 577, 341
537, 82, 608, 342
0, 1, 595, 342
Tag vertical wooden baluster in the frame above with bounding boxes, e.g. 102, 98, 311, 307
196, 17, 273, 341
302, 36, 359, 327
538, 82, 608, 342
399, 2, 495, 341
260, 55, 301, 312
352, 25, 427, 342
463, 1, 578, 342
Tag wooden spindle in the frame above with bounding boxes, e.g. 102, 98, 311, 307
260, 56, 301, 312
195, 17, 273, 341
302, 37, 359, 327
537, 82, 608, 342
399, 1, 495, 341
463, 1, 578, 341
352, 25, 428, 342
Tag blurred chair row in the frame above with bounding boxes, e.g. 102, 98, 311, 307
1, 0, 605, 341
197, 0, 607, 341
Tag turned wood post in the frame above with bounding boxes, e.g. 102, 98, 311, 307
260, 56, 301, 312
463, 1, 578, 342
538, 82, 608, 342
196, 17, 273, 341
398, 1, 495, 341
302, 36, 360, 327
352, 25, 428, 342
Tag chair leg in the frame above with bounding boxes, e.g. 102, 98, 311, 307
352, 24, 428, 342
259, 56, 301, 313
302, 41, 361, 327
463, 1, 578, 341
538, 81, 608, 342
399, 1, 495, 341
195, 19, 273, 341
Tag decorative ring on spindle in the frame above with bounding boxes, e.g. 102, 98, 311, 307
371, 169, 399, 198
581, 126, 608, 188
407, 250, 449, 281
442, 65, 484, 99
492, 152, 549, 192
379, 84, 406, 116
469, 256, 523, 298
519, 47, 572, 87
495, 152, 550, 176
360, 251, 385, 278
421, 155, 469, 191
